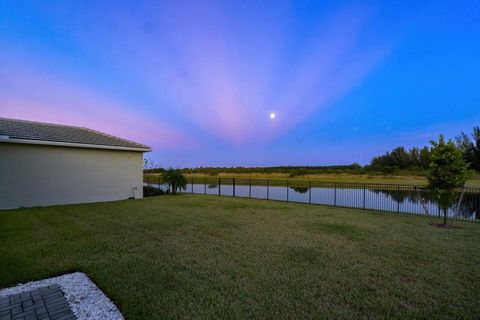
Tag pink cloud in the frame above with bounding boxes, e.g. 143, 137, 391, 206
0, 2, 390, 148
151, 3, 390, 145
0, 61, 196, 150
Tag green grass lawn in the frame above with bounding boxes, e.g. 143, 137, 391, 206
1, 195, 479, 319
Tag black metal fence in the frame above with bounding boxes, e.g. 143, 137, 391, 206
144, 176, 480, 222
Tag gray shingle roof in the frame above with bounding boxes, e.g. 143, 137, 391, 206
0, 118, 151, 151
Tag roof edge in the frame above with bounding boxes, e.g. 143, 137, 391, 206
0, 117, 92, 130
0, 117, 151, 150
0, 138, 152, 152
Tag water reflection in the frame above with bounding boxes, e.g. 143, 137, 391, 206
145, 181, 479, 221
375, 188, 479, 220
290, 186, 309, 194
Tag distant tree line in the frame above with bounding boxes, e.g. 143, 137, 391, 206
455, 127, 480, 172
180, 164, 364, 176
367, 126, 479, 173
367, 146, 431, 172
144, 126, 480, 176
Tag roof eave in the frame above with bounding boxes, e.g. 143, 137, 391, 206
0, 138, 152, 152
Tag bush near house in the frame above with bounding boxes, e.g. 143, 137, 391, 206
143, 186, 167, 197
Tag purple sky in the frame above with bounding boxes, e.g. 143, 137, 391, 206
1, 1, 479, 167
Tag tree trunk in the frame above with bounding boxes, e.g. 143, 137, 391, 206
443, 208, 448, 226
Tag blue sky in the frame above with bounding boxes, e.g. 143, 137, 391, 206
1, 0, 479, 167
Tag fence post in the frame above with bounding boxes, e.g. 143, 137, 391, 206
363, 184, 366, 209
218, 178, 221, 196
287, 180, 289, 202
334, 182, 337, 206
204, 177, 206, 194
267, 180, 269, 200
233, 178, 236, 197
309, 181, 312, 204
477, 192, 480, 221
249, 179, 252, 198
397, 184, 400, 213
191, 177, 194, 193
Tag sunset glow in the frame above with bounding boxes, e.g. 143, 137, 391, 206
0, 1, 479, 166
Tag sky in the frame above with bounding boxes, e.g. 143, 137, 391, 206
1, 0, 479, 167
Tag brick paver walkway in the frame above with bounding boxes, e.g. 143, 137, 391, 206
0, 284, 76, 320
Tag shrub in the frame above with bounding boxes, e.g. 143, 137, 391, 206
143, 186, 168, 197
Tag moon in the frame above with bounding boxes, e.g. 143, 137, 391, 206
269, 112, 276, 119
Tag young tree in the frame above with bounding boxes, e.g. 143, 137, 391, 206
426, 135, 472, 226
161, 168, 187, 194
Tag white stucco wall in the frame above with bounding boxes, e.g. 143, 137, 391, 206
0, 143, 144, 210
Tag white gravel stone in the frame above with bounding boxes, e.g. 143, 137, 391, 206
0, 272, 124, 320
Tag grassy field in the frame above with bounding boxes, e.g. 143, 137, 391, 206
145, 172, 480, 187
1, 195, 479, 319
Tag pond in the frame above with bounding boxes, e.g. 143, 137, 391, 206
145, 180, 480, 222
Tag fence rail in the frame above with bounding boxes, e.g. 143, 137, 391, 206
144, 177, 480, 222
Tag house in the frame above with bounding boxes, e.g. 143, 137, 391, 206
0, 118, 151, 210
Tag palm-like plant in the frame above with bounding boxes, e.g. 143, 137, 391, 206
161, 168, 187, 194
